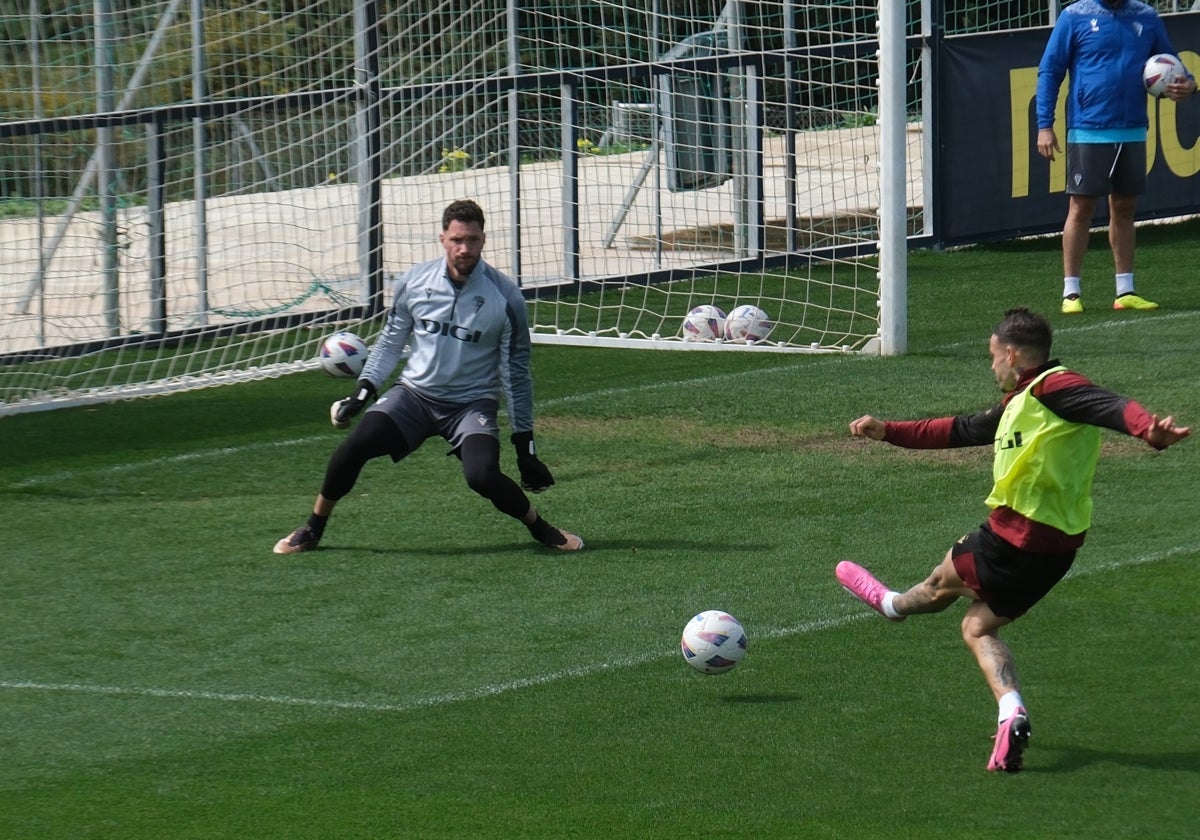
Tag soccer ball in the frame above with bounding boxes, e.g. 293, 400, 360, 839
680, 610, 748, 675
682, 304, 727, 342
319, 331, 369, 378
1143, 53, 1186, 98
724, 304, 774, 342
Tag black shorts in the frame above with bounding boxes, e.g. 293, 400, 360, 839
950, 524, 1074, 619
365, 382, 499, 461
1066, 141, 1146, 197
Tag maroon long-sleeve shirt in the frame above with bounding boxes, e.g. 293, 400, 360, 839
881, 360, 1158, 552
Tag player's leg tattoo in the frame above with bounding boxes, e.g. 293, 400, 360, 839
979, 634, 1020, 693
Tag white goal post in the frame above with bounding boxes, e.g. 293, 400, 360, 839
0, 0, 917, 416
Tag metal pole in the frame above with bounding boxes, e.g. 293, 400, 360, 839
507, 0, 522, 284
652, 0, 662, 265
355, 0, 384, 312
191, 0, 209, 325
95, 0, 119, 336
784, 0, 798, 253
922, 0, 938, 240
878, 0, 908, 355
724, 0, 749, 257
561, 82, 580, 282
601, 139, 660, 249
147, 121, 167, 335
743, 64, 764, 256
30, 0, 45, 343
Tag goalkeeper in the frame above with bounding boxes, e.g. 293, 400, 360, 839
837, 306, 1188, 772
274, 199, 582, 554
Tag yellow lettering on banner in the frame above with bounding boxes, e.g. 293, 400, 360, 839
1010, 66, 1068, 197
1015, 51, 1200, 192
1152, 49, 1200, 177
1010, 67, 1035, 198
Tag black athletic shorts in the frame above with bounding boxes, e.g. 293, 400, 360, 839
1066, 141, 1146, 197
950, 523, 1075, 619
365, 382, 499, 461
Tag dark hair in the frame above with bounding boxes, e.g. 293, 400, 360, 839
993, 306, 1052, 361
442, 199, 485, 231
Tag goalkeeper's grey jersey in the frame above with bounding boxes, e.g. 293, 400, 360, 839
359, 257, 535, 433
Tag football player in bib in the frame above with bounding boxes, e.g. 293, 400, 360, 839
838, 306, 1188, 771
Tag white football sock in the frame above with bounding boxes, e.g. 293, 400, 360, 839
1063, 277, 1082, 298
1115, 273, 1135, 297
881, 591, 902, 620
998, 690, 1025, 722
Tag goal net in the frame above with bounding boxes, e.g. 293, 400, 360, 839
0, 1, 919, 415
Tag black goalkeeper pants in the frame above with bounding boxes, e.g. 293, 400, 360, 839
320, 412, 530, 519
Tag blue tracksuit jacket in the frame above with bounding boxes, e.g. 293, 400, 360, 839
1036, 0, 1181, 132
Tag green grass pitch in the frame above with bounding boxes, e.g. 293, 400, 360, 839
3, 221, 1200, 838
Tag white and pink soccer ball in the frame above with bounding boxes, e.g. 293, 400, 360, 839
682, 305, 727, 342
319, 331, 369, 377
680, 610, 748, 675
724, 304, 774, 343
1143, 53, 1187, 98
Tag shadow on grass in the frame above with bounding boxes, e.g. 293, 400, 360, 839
1035, 743, 1200, 774
319, 537, 758, 557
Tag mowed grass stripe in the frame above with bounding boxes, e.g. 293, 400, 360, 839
2, 540, 1190, 715
14, 307, 1194, 489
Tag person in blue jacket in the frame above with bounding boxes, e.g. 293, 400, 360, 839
1035, 0, 1196, 315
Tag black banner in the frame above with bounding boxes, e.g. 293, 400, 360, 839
936, 13, 1200, 245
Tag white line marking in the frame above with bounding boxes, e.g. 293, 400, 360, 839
8, 435, 328, 488
1, 610, 866, 714
540, 360, 806, 408
8, 363, 809, 487
937, 309, 1200, 352
1066, 543, 1197, 577
2, 544, 1191, 714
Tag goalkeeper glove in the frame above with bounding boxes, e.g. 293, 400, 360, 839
511, 430, 555, 493
330, 380, 376, 429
